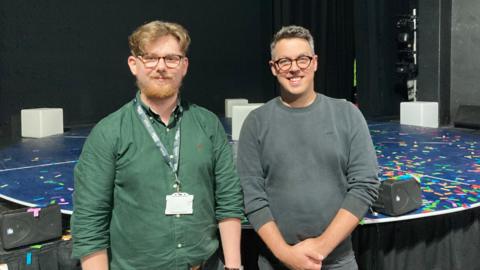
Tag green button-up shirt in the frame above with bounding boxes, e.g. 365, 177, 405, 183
71, 93, 244, 270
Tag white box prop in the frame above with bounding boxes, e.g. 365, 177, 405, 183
231, 103, 263, 141
21, 108, 64, 138
225, 98, 248, 118
400, 102, 438, 128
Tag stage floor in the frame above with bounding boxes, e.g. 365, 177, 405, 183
0, 122, 478, 223
364, 122, 480, 223
0, 128, 89, 214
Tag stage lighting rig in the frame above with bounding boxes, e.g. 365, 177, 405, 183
396, 15, 416, 31
395, 9, 418, 101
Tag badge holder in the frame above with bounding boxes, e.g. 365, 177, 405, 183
165, 192, 194, 215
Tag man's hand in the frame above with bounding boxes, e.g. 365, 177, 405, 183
277, 242, 324, 270
257, 221, 325, 270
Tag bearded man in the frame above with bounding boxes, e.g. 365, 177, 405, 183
71, 20, 244, 270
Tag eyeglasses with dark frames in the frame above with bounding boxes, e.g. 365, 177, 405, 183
273, 55, 314, 71
137, 54, 184, 69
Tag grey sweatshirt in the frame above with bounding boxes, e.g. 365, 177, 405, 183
237, 93, 379, 262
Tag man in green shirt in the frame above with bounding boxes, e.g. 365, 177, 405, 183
71, 20, 244, 270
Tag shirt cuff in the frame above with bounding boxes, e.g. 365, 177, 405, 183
247, 207, 274, 231
341, 194, 371, 220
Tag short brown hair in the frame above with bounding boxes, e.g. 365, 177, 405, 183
128, 20, 191, 56
270, 25, 314, 58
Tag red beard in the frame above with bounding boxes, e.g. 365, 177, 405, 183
137, 77, 179, 99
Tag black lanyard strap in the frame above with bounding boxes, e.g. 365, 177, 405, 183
135, 99, 181, 191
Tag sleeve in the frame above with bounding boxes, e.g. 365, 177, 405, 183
71, 123, 116, 259
340, 103, 380, 219
236, 113, 273, 231
212, 117, 244, 221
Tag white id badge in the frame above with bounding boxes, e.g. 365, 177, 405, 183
165, 192, 194, 215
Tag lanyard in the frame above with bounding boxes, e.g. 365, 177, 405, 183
134, 99, 182, 191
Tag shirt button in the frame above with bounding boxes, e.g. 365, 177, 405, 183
177, 243, 182, 248
166, 128, 170, 132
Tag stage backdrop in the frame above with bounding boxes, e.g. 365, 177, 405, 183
0, 0, 362, 133
0, 1, 274, 129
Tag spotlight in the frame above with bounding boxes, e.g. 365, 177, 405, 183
398, 32, 410, 43
396, 61, 417, 79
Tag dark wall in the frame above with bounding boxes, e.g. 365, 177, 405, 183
5, 1, 466, 129
0, 1, 275, 128
450, 0, 480, 120
417, 0, 451, 125
417, 0, 480, 126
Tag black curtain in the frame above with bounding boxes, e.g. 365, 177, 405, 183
352, 207, 480, 270
271, 0, 355, 101
0, 0, 274, 132
270, 0, 417, 119
354, 0, 414, 119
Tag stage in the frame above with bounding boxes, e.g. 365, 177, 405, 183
0, 122, 478, 221
0, 121, 479, 269
0, 128, 89, 215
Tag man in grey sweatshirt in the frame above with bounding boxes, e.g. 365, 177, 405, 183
237, 25, 379, 270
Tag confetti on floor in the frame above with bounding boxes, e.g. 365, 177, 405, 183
364, 123, 480, 222
0, 123, 479, 221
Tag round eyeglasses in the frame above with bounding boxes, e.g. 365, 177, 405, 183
137, 54, 184, 69
273, 55, 314, 71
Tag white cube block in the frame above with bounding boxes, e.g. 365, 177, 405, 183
21, 108, 64, 138
225, 98, 249, 118
400, 102, 438, 128
231, 103, 263, 141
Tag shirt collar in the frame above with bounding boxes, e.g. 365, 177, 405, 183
135, 91, 183, 124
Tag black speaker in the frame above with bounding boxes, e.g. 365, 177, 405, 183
454, 105, 480, 129
372, 177, 422, 216
0, 204, 62, 250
